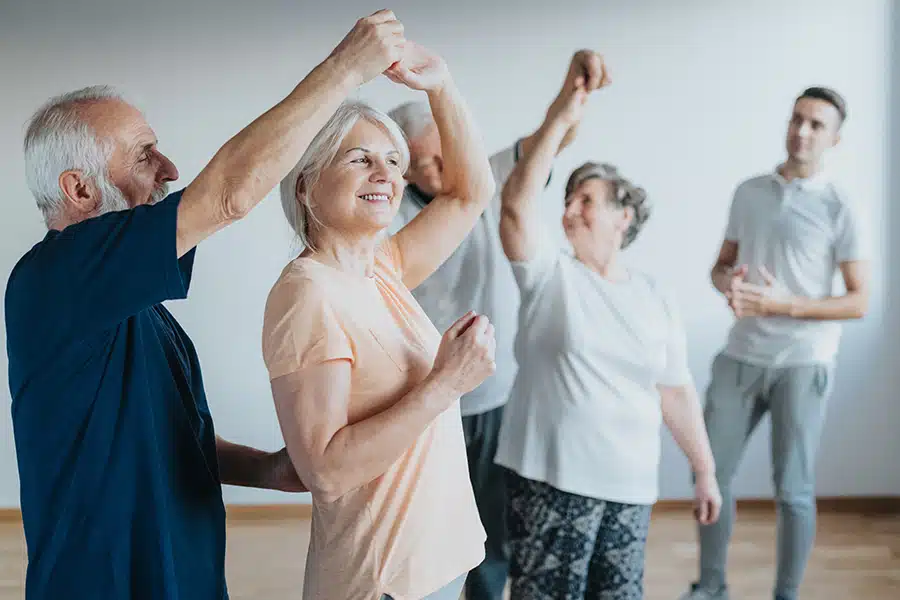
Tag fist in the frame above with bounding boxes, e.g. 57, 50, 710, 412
330, 10, 406, 86
569, 49, 611, 91
431, 312, 496, 397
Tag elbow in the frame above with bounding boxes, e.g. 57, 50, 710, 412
465, 172, 497, 212
304, 468, 349, 503
220, 183, 255, 223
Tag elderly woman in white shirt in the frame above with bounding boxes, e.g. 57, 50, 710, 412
493, 66, 722, 600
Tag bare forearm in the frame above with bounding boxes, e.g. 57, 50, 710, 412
499, 119, 568, 260
315, 374, 457, 500
711, 263, 734, 296
786, 291, 868, 320
216, 437, 273, 489
519, 121, 578, 160
186, 58, 357, 224
427, 78, 496, 206
661, 388, 715, 476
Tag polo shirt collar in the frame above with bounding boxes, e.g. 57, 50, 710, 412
772, 163, 831, 191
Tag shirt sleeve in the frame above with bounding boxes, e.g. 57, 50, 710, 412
723, 185, 743, 242
509, 229, 560, 299
658, 286, 693, 387
833, 196, 870, 264
261, 275, 354, 381
28, 190, 195, 340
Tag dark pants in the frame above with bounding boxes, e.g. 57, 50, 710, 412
505, 471, 652, 600
461, 405, 509, 600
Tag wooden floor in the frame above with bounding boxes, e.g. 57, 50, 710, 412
2, 508, 898, 599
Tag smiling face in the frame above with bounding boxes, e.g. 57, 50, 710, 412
562, 177, 633, 258
308, 119, 406, 238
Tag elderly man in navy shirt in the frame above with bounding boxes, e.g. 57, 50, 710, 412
5, 10, 409, 599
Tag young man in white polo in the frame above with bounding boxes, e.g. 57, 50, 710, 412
680, 87, 871, 600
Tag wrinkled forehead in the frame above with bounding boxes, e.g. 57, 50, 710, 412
339, 118, 402, 155
81, 99, 156, 156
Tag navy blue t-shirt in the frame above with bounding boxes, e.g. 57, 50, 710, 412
6, 191, 227, 599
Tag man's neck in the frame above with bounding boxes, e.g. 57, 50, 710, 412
779, 157, 823, 182
408, 183, 435, 206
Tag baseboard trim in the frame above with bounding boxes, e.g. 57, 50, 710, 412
652, 496, 900, 515
1, 496, 896, 524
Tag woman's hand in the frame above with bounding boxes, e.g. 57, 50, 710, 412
430, 311, 496, 397
385, 41, 450, 93
694, 471, 723, 525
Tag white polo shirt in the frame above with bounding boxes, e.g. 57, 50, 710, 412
389, 144, 521, 417
722, 168, 869, 367
494, 234, 694, 505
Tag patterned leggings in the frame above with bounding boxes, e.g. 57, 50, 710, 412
506, 471, 653, 600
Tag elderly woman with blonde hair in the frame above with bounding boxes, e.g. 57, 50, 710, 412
260, 30, 498, 600
493, 71, 723, 599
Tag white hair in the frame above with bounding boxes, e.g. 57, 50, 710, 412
279, 101, 410, 250
387, 100, 435, 142
24, 85, 131, 227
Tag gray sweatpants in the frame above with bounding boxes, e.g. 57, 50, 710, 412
697, 353, 833, 600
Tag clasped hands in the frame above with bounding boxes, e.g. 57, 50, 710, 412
724, 264, 796, 318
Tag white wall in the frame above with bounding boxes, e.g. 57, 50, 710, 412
1, 0, 896, 508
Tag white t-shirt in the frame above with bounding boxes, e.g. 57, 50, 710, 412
389, 145, 521, 417
493, 235, 693, 505
722, 169, 869, 367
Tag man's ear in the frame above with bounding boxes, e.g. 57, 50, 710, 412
59, 170, 101, 215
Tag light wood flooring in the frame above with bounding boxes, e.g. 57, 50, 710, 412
1, 507, 898, 599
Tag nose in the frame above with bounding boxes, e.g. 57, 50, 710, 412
369, 157, 392, 183
157, 150, 179, 183
796, 121, 812, 138
564, 201, 580, 219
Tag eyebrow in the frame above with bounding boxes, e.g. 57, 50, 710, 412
345, 147, 400, 156
129, 140, 156, 156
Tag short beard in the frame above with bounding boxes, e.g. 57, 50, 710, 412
93, 174, 169, 217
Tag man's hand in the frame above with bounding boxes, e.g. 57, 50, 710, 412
263, 447, 308, 493
727, 266, 795, 318
327, 9, 406, 88
694, 472, 722, 525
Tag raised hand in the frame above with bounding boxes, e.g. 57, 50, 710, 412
430, 311, 496, 397
328, 10, 406, 87
569, 49, 612, 92
384, 41, 450, 92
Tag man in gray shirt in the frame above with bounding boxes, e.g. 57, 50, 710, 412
679, 87, 871, 600
387, 50, 606, 600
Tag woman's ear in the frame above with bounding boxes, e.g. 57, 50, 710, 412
295, 174, 312, 207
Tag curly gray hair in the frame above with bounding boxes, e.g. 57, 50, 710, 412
564, 162, 650, 249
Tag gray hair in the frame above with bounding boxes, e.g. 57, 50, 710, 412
24, 85, 130, 226
279, 101, 410, 250
565, 162, 650, 249
387, 100, 435, 142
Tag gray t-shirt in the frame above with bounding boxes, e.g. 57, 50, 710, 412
388, 144, 520, 417
722, 169, 869, 367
